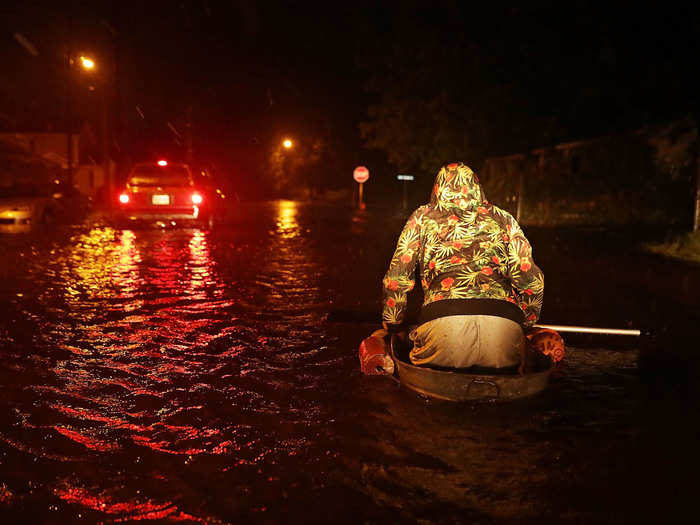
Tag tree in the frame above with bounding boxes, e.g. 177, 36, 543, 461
268, 136, 326, 198
356, 4, 700, 173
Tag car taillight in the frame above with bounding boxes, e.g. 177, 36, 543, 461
191, 193, 203, 204
119, 193, 129, 204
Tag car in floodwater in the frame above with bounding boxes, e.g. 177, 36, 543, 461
0, 181, 91, 233
116, 161, 225, 228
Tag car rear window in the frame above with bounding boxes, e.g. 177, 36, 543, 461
127, 166, 192, 187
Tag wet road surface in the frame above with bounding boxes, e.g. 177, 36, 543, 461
0, 201, 697, 524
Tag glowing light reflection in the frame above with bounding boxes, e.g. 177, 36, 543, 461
62, 227, 118, 300
111, 229, 145, 301
53, 426, 119, 452
186, 230, 212, 298
55, 485, 208, 522
275, 200, 300, 238
48, 226, 232, 460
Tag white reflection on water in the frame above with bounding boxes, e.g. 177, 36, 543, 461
275, 200, 300, 238
112, 229, 144, 300
61, 226, 117, 300
67, 227, 220, 303
186, 229, 217, 299
58, 227, 145, 303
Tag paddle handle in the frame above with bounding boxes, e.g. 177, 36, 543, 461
327, 310, 648, 337
534, 324, 643, 336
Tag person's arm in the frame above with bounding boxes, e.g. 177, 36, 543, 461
504, 216, 544, 326
382, 210, 422, 328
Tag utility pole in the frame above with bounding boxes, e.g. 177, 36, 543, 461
185, 105, 193, 167
65, 46, 74, 186
397, 174, 414, 210
695, 136, 700, 231
101, 85, 110, 207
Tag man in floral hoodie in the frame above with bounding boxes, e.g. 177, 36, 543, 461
382, 162, 544, 369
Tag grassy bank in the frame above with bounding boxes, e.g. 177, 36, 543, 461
645, 230, 700, 263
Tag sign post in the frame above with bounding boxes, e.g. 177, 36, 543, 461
353, 166, 369, 209
397, 174, 414, 210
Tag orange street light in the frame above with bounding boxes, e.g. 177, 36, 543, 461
283, 139, 293, 149
80, 56, 95, 70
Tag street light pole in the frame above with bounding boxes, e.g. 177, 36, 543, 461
186, 105, 193, 167
101, 85, 110, 208
81, 55, 112, 207
65, 52, 74, 186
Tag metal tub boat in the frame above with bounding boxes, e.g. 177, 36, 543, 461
390, 335, 551, 402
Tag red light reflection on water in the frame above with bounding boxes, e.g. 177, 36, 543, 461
45, 227, 239, 461
55, 486, 207, 522
67, 226, 218, 308
52, 426, 119, 452
52, 405, 148, 433
131, 434, 207, 455
48, 404, 236, 456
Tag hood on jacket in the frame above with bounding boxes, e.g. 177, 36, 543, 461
429, 162, 486, 211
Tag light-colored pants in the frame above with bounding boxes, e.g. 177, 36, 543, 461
409, 315, 524, 369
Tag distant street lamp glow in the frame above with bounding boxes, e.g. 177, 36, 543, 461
283, 139, 293, 149
80, 56, 95, 70
157, 160, 168, 166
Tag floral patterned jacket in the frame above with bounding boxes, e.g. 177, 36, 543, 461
382, 162, 544, 327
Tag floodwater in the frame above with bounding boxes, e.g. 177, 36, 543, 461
0, 201, 697, 524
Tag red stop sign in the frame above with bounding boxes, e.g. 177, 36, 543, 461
353, 166, 369, 183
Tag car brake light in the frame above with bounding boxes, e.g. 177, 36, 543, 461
191, 193, 203, 204
119, 193, 129, 204
157, 160, 168, 166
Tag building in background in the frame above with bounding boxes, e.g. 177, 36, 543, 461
0, 132, 107, 198
480, 120, 697, 226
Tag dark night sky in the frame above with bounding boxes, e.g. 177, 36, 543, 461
2, 1, 699, 193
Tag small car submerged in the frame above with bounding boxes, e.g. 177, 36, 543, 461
0, 181, 90, 233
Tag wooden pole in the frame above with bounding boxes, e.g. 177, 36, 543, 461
65, 44, 73, 186
101, 85, 110, 208
516, 170, 524, 222
695, 136, 700, 231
